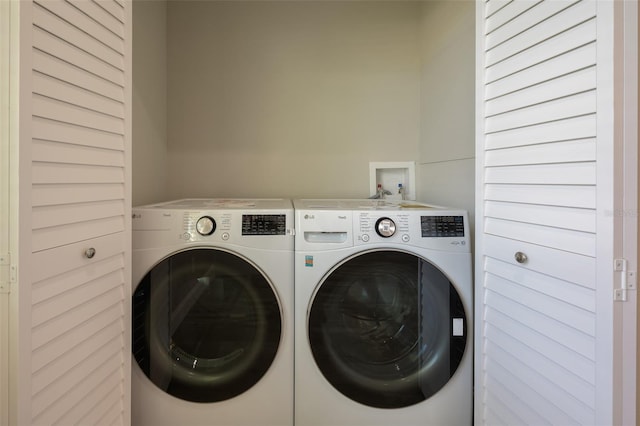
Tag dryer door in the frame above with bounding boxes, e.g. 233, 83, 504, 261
132, 248, 282, 402
308, 250, 466, 409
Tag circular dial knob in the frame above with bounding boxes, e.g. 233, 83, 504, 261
196, 216, 216, 236
375, 217, 396, 238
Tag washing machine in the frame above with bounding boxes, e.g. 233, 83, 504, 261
131, 199, 294, 426
294, 199, 472, 426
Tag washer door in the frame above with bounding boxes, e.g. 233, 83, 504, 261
132, 248, 282, 403
308, 250, 466, 409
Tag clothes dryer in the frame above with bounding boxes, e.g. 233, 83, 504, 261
294, 199, 472, 426
131, 199, 294, 426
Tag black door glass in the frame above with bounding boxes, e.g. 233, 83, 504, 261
132, 248, 282, 403
308, 250, 466, 409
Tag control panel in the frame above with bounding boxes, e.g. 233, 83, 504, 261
355, 211, 468, 251
358, 212, 411, 243
132, 200, 294, 251
242, 214, 287, 236
421, 216, 465, 238
180, 212, 291, 247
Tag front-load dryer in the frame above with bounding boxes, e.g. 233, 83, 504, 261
131, 199, 294, 426
294, 199, 472, 426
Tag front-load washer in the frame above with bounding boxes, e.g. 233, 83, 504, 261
131, 199, 294, 426
294, 199, 472, 426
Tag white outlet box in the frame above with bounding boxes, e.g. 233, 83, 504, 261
369, 161, 416, 200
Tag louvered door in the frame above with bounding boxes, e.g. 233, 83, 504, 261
23, 1, 131, 424
475, 0, 634, 425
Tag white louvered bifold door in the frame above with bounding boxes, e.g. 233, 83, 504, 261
475, 0, 635, 425
23, 0, 131, 424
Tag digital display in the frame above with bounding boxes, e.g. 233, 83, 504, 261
242, 214, 287, 235
421, 216, 465, 238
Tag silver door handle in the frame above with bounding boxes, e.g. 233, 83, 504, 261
514, 251, 527, 264
84, 248, 96, 259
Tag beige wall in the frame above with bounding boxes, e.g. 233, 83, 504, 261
132, 0, 167, 206
416, 1, 475, 224
165, 1, 422, 199
133, 0, 475, 212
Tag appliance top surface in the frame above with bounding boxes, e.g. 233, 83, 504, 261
135, 198, 293, 211
293, 198, 451, 211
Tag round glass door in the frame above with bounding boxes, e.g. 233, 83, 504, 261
132, 248, 282, 403
308, 250, 466, 409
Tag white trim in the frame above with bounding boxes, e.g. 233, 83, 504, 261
3, 2, 25, 425
620, 0, 638, 424
123, 1, 132, 423
473, 0, 486, 424
0, 1, 12, 424
14, 2, 32, 425
594, 1, 616, 424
